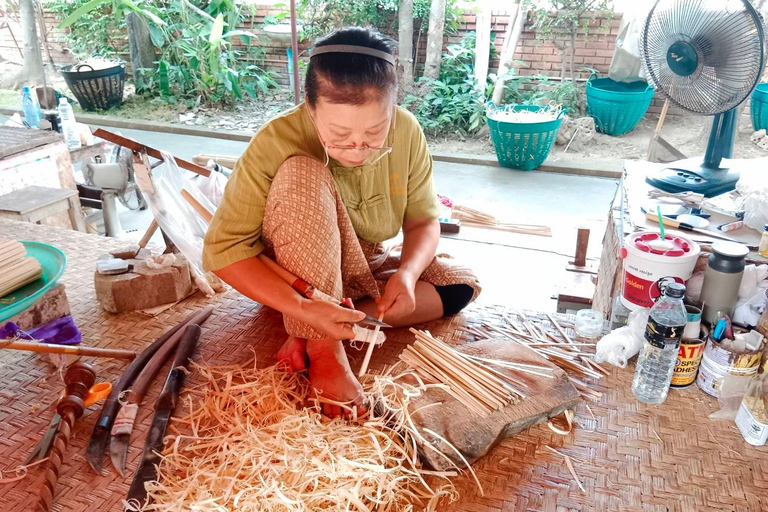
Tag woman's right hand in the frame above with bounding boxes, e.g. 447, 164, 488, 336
299, 300, 366, 340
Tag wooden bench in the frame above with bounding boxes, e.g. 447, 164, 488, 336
0, 185, 86, 232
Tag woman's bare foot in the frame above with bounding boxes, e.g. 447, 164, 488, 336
306, 338, 366, 419
276, 335, 307, 371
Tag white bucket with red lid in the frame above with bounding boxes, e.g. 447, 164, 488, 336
620, 232, 700, 310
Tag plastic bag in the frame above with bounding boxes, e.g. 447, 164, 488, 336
708, 373, 754, 421
594, 308, 650, 367
193, 168, 228, 207
139, 151, 210, 272
737, 167, 768, 231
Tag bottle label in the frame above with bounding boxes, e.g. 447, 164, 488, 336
736, 401, 768, 446
644, 317, 683, 349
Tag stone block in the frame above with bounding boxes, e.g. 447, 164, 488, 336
95, 255, 193, 313
410, 339, 581, 470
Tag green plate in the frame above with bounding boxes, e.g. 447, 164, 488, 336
0, 241, 67, 323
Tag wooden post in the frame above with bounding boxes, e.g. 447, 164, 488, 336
474, 6, 492, 93
572, 227, 590, 267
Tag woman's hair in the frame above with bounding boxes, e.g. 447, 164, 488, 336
305, 27, 398, 107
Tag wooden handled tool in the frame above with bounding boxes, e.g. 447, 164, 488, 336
39, 362, 97, 511
645, 212, 744, 244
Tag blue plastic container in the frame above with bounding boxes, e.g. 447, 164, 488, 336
750, 83, 768, 131
586, 74, 654, 136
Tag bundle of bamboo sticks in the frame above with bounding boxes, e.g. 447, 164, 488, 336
0, 240, 42, 298
450, 204, 552, 237
461, 310, 606, 401
399, 329, 536, 417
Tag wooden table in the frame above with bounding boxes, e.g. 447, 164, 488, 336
0, 185, 86, 232
1, 220, 767, 512
592, 159, 768, 317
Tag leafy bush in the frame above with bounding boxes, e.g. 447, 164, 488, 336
403, 32, 493, 135
58, 0, 279, 105
402, 32, 590, 134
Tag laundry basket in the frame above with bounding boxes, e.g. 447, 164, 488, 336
750, 83, 768, 131
60, 61, 126, 111
586, 73, 654, 136
487, 105, 564, 171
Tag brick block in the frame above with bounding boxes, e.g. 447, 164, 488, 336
595, 49, 614, 58
533, 46, 554, 55
575, 48, 596, 56
543, 54, 563, 63
586, 41, 609, 50
463, 14, 476, 23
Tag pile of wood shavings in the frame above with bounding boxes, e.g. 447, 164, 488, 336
135, 361, 464, 511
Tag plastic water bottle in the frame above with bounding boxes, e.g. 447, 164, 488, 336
631, 282, 687, 404
58, 97, 81, 149
21, 86, 39, 128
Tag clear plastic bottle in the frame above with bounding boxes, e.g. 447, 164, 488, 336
21, 86, 39, 129
57, 97, 81, 149
632, 282, 687, 404
736, 364, 768, 446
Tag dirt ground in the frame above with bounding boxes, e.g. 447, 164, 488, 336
3, 60, 767, 162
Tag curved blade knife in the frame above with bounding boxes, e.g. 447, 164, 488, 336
126, 324, 201, 509
86, 306, 213, 473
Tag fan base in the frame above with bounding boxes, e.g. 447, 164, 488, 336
645, 157, 741, 198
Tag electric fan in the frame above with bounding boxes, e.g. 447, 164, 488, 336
641, 0, 766, 197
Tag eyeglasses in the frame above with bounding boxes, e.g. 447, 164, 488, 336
308, 106, 396, 166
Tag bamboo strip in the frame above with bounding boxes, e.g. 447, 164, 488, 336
412, 331, 515, 394
410, 343, 508, 410
412, 339, 514, 403
0, 340, 137, 360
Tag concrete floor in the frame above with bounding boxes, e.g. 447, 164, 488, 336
90, 127, 620, 311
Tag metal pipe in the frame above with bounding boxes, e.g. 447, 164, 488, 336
289, 0, 301, 105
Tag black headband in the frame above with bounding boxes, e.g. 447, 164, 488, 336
310, 44, 396, 66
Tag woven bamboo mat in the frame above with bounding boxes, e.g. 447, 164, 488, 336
1, 219, 767, 512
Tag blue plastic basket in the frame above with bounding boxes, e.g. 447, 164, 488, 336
586, 74, 654, 136
487, 105, 564, 171
750, 83, 768, 131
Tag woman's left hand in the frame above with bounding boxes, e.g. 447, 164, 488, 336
377, 270, 416, 320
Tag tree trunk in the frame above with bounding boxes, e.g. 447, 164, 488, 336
423, 0, 446, 80
491, 4, 526, 105
474, 9, 492, 93
569, 32, 576, 80
1, 0, 44, 89
126, 12, 157, 93
398, 0, 414, 97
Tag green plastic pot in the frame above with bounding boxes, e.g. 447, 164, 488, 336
750, 83, 768, 131
586, 74, 654, 136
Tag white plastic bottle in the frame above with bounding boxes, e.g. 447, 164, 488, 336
58, 98, 81, 149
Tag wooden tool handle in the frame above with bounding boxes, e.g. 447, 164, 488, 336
58, 362, 97, 417
181, 189, 214, 223
645, 211, 681, 228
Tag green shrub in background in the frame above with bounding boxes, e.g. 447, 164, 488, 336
403, 32, 588, 136
49, 0, 126, 59
58, 0, 278, 106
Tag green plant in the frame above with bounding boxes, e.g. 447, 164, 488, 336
58, 0, 279, 105
48, 0, 126, 59
403, 32, 494, 135
526, 0, 614, 80
502, 72, 587, 116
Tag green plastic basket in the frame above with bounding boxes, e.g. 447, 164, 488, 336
586, 74, 654, 136
487, 105, 564, 171
750, 83, 768, 131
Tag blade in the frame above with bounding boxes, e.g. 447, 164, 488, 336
86, 427, 109, 472
126, 409, 171, 508
359, 315, 390, 328
109, 433, 130, 478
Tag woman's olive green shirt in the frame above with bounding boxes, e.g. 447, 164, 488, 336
202, 103, 439, 272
